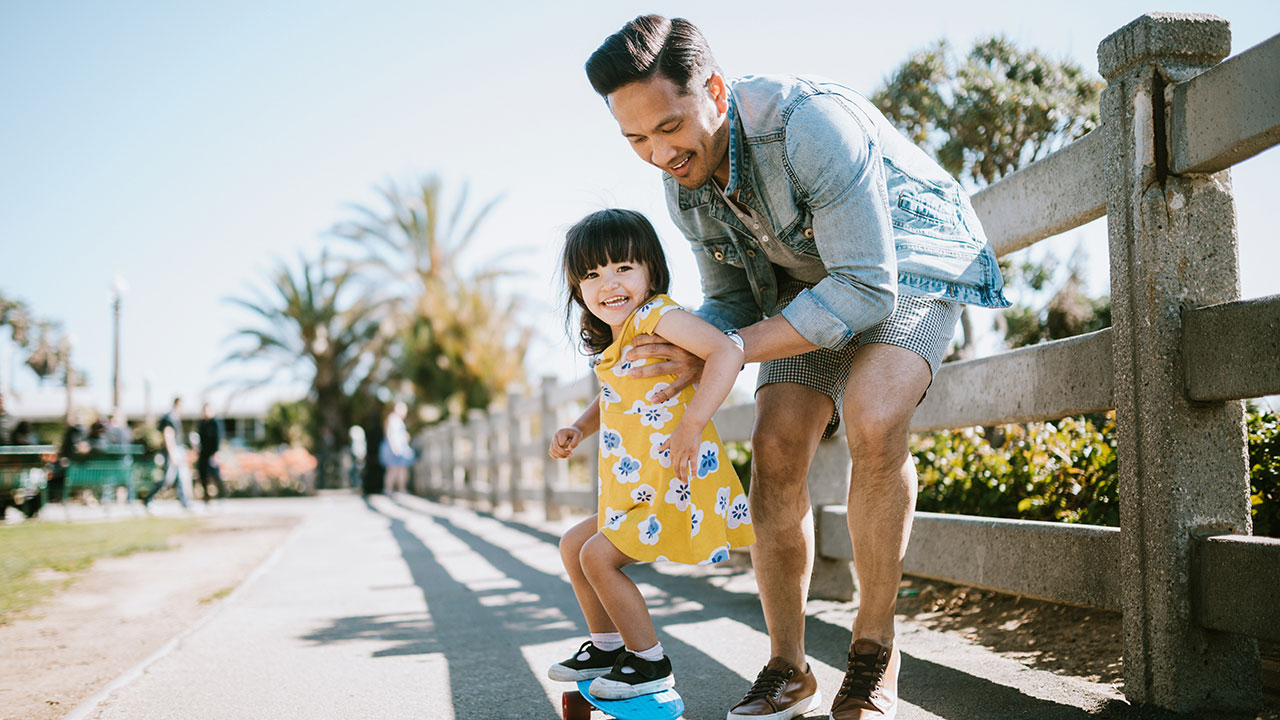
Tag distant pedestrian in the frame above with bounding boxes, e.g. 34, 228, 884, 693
379, 401, 414, 494
87, 417, 109, 452
348, 425, 366, 489
50, 412, 88, 503
142, 397, 191, 509
8, 420, 36, 446
105, 412, 131, 447
195, 403, 227, 503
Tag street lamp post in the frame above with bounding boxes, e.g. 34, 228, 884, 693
110, 276, 128, 416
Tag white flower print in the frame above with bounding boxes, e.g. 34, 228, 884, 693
631, 484, 656, 505
638, 515, 662, 545
649, 432, 672, 468
626, 400, 673, 429
658, 303, 679, 317
633, 298, 664, 328
655, 555, 670, 563
690, 505, 704, 537
715, 486, 731, 517
727, 493, 752, 529
664, 478, 691, 512
611, 455, 641, 484
610, 345, 648, 377
603, 507, 627, 531
644, 382, 679, 407
600, 382, 622, 408
699, 545, 731, 565
695, 440, 720, 479
599, 423, 625, 458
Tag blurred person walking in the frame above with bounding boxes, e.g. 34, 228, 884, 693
378, 401, 414, 495
142, 397, 191, 509
50, 411, 87, 502
195, 403, 227, 503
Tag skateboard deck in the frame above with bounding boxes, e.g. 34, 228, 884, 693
563, 679, 684, 720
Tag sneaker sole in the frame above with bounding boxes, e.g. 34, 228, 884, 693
547, 664, 611, 682
726, 689, 822, 720
588, 674, 676, 700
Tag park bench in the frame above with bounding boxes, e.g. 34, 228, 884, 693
63, 445, 153, 504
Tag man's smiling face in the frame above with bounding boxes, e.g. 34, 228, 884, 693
607, 73, 731, 189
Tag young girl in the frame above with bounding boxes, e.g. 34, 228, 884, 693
547, 208, 755, 700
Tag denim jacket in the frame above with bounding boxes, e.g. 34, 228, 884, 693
666, 75, 1010, 350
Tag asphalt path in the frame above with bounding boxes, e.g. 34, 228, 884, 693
68, 493, 1144, 719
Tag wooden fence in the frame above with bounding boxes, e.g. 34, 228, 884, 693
414, 14, 1280, 715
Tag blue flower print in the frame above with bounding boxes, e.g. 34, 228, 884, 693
644, 382, 679, 408
649, 432, 671, 468
601, 382, 622, 408
611, 345, 648, 377
604, 507, 626, 531
696, 441, 719, 479
699, 545, 730, 565
600, 425, 624, 458
633, 298, 664, 329
664, 478, 691, 511
626, 400, 672, 429
630, 484, 655, 505
715, 486, 731, 517
612, 455, 641, 484
638, 515, 662, 546
689, 505, 704, 537
727, 493, 752, 529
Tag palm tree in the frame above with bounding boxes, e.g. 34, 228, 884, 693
220, 251, 393, 487
332, 176, 532, 418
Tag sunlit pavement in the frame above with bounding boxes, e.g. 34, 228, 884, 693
68, 493, 1129, 719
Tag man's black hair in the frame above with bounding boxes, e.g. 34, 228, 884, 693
585, 15, 720, 98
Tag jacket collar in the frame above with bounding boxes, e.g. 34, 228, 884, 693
675, 92, 746, 210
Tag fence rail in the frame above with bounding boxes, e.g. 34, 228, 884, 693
414, 14, 1280, 715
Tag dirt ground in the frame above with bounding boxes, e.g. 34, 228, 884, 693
0, 511, 297, 720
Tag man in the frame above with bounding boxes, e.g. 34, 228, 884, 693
142, 397, 191, 509
585, 16, 1009, 720
195, 403, 227, 503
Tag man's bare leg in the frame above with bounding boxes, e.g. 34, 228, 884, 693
841, 343, 931, 646
749, 382, 832, 667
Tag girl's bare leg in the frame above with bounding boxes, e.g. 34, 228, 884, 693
580, 532, 656, 650
560, 516, 616, 633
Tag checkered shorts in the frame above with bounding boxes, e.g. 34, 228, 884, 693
757, 276, 964, 439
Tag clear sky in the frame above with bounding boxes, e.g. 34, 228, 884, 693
1, 1, 1276, 417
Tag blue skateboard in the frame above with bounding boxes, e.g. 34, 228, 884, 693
561, 680, 684, 720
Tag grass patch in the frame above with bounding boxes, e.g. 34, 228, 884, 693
199, 586, 234, 604
0, 517, 197, 623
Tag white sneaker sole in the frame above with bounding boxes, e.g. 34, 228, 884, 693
588, 673, 676, 700
547, 664, 610, 682
726, 689, 822, 720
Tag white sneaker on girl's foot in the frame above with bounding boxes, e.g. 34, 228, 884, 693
588, 651, 675, 700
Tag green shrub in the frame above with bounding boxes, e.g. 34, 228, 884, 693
912, 414, 1119, 526
1248, 407, 1280, 537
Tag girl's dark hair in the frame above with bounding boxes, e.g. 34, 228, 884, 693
561, 209, 671, 355
585, 15, 720, 98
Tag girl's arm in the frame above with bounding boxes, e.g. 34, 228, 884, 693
549, 392, 601, 458
652, 310, 745, 480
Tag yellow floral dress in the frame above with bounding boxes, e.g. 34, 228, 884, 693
593, 294, 755, 564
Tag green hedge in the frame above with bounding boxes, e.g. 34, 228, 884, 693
913, 407, 1280, 536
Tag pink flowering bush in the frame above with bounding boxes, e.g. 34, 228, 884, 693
219, 447, 317, 497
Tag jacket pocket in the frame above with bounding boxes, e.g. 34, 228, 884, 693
700, 238, 745, 269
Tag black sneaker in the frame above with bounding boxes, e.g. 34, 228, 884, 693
587, 651, 675, 700
548, 640, 625, 682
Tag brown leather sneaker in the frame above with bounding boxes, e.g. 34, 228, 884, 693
828, 639, 899, 719
726, 656, 822, 720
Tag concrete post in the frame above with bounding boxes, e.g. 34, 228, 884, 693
1099, 13, 1259, 713
507, 390, 527, 514
467, 409, 488, 510
808, 439, 856, 601
444, 417, 461, 502
487, 406, 504, 512
541, 376, 566, 521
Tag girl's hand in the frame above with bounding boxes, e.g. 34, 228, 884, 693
660, 423, 703, 483
549, 427, 583, 458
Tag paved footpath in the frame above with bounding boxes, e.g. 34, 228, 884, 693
69, 493, 1143, 720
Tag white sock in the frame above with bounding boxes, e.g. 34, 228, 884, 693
630, 642, 664, 662
591, 632, 624, 652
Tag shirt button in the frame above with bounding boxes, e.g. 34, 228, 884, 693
745, 249, 756, 258
804, 228, 815, 238
714, 251, 724, 260
752, 223, 760, 230
759, 236, 769, 243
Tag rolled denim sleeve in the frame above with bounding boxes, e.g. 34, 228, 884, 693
780, 95, 896, 349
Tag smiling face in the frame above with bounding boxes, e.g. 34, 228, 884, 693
578, 260, 654, 337
608, 73, 732, 189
